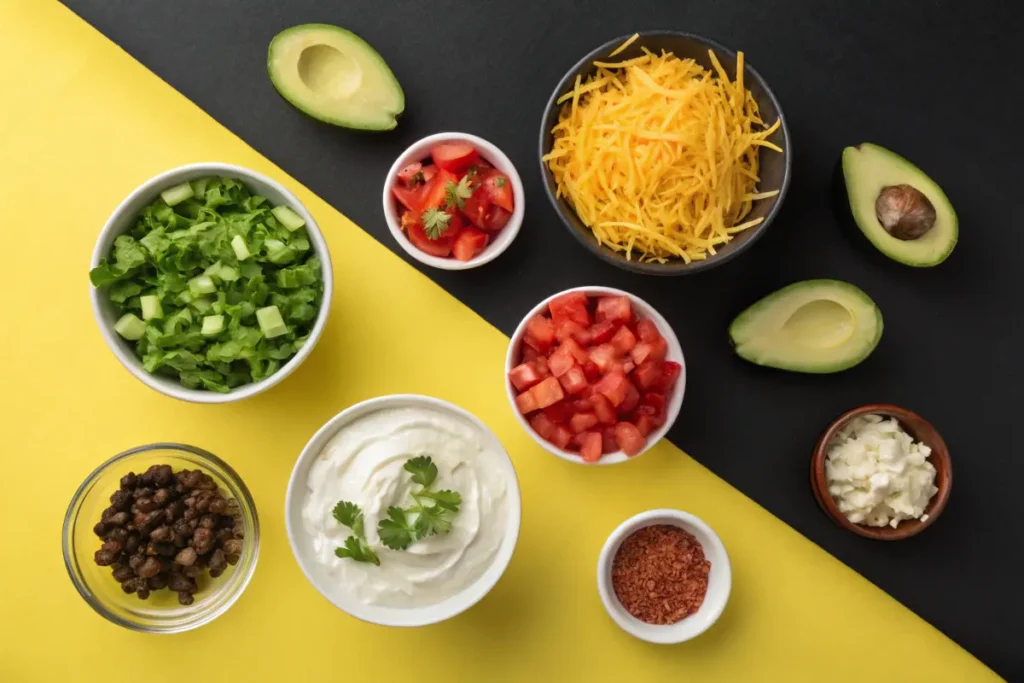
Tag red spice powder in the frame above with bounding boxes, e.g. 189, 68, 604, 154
611, 524, 711, 625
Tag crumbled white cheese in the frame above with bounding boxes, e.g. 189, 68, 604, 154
824, 414, 938, 528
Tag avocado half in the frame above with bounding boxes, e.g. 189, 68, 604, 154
838, 143, 957, 267
729, 279, 883, 374
268, 24, 404, 131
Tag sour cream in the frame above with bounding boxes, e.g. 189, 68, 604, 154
301, 406, 509, 608
825, 414, 938, 528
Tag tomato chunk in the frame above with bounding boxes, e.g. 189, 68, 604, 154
570, 412, 600, 434
452, 226, 488, 261
582, 360, 601, 382
588, 343, 618, 374
482, 206, 511, 231
559, 338, 590, 364
515, 392, 537, 414
523, 315, 556, 353
555, 320, 592, 346
615, 422, 647, 456
593, 370, 632, 407
558, 364, 588, 395
549, 293, 591, 327
543, 401, 573, 424
578, 431, 602, 463
591, 393, 617, 424
634, 414, 658, 437
588, 320, 617, 345
396, 162, 423, 185
610, 326, 637, 355
658, 361, 682, 393
508, 361, 546, 392
526, 377, 564, 411
632, 359, 663, 391
529, 413, 556, 440
640, 392, 667, 423
631, 337, 668, 366
421, 169, 459, 211
635, 318, 662, 343
392, 184, 428, 213
548, 345, 576, 377
596, 296, 632, 324
619, 383, 641, 414
601, 426, 619, 454
406, 220, 453, 257
480, 169, 515, 212
550, 425, 573, 450
461, 189, 491, 228
431, 142, 480, 173
521, 345, 540, 362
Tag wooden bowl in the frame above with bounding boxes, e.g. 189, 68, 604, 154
810, 404, 952, 540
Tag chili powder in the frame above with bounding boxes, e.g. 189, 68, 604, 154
611, 524, 711, 625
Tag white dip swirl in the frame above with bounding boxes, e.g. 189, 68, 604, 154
302, 406, 509, 607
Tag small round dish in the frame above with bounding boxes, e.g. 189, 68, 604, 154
597, 509, 731, 644
505, 286, 685, 465
382, 132, 525, 270
811, 404, 952, 540
62, 443, 259, 633
90, 162, 334, 404
538, 31, 791, 275
285, 394, 522, 627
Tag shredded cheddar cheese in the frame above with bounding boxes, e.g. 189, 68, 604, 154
543, 37, 782, 263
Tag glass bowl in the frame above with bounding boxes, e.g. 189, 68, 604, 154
62, 443, 259, 633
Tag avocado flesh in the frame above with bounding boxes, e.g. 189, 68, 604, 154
268, 24, 404, 131
729, 280, 883, 374
842, 143, 957, 266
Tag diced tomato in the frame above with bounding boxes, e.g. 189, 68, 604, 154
515, 392, 537, 415
555, 320, 592, 346
634, 414, 658, 437
591, 393, 617, 424
533, 357, 551, 377
543, 400, 573, 424
610, 326, 637, 355
508, 361, 546, 391
392, 184, 428, 213
622, 360, 635, 374
593, 370, 632, 407
601, 426, 619, 453
482, 206, 512, 231
580, 384, 596, 399
619, 383, 641, 414
420, 164, 438, 184
406, 220, 453, 257
461, 189, 491, 228
452, 226, 488, 261
521, 345, 540, 362
588, 320, 617, 345
632, 359, 662, 391
548, 345, 575, 377
396, 162, 423, 185
480, 169, 515, 212
658, 361, 682, 393
567, 398, 593, 412
527, 377, 564, 411
523, 315, 556, 353
588, 343, 618, 374
558, 365, 588, 395
549, 291, 587, 311
550, 425, 573, 450
558, 338, 590, 364
596, 296, 632, 324
431, 142, 480, 173
635, 318, 662, 343
631, 338, 668, 366
578, 431, 602, 463
640, 392, 667, 423
615, 422, 647, 457
529, 413, 556, 440
421, 169, 459, 211
570, 412, 600, 434
582, 360, 601, 382
549, 292, 591, 327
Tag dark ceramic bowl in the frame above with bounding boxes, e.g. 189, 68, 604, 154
538, 32, 791, 275
810, 404, 952, 541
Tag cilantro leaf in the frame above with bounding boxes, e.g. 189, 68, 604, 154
444, 177, 474, 209
404, 456, 438, 487
377, 507, 415, 550
495, 176, 507, 188
334, 535, 380, 565
418, 489, 462, 512
332, 500, 365, 537
421, 209, 451, 240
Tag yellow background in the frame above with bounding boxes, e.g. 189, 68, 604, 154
0, 2, 998, 681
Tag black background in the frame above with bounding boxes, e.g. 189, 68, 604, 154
63, 0, 1023, 677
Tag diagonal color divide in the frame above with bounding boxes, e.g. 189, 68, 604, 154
0, 1, 999, 681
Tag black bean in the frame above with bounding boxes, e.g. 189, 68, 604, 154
222, 539, 243, 556
125, 533, 141, 554
112, 566, 134, 582
177, 591, 195, 606
175, 547, 198, 567
154, 542, 177, 557
149, 526, 172, 542
120, 472, 138, 489
147, 575, 168, 590
154, 465, 174, 487
208, 549, 227, 572
128, 554, 145, 572
182, 564, 201, 578
121, 580, 136, 594
93, 522, 108, 538
110, 489, 132, 511
167, 573, 195, 592
199, 514, 217, 530
94, 549, 117, 566
165, 500, 185, 522
138, 557, 162, 579
225, 553, 240, 566
109, 511, 130, 527
100, 506, 118, 523
208, 497, 227, 514
136, 588, 151, 600
192, 528, 214, 554
136, 497, 158, 513
209, 568, 224, 578
152, 488, 172, 507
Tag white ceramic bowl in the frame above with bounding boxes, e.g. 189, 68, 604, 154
382, 132, 524, 270
89, 162, 333, 404
284, 394, 522, 627
505, 286, 686, 465
597, 509, 731, 644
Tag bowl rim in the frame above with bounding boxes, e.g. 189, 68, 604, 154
382, 132, 525, 270
504, 286, 686, 465
810, 403, 953, 540
62, 442, 260, 633
89, 161, 334, 404
537, 30, 792, 275
284, 393, 523, 627
596, 508, 731, 643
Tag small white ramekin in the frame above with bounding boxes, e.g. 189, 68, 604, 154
89, 162, 333, 404
284, 394, 522, 627
597, 509, 731, 644
382, 132, 524, 270
505, 286, 686, 465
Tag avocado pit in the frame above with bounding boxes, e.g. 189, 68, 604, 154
875, 184, 936, 241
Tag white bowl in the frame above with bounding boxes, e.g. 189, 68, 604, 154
597, 509, 731, 644
505, 286, 686, 465
382, 132, 524, 270
89, 162, 333, 404
284, 394, 522, 627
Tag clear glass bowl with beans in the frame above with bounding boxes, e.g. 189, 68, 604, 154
62, 443, 259, 633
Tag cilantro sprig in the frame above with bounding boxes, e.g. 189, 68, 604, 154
421, 208, 451, 240
331, 500, 379, 565
444, 176, 474, 210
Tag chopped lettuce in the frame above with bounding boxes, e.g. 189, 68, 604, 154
90, 177, 324, 392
